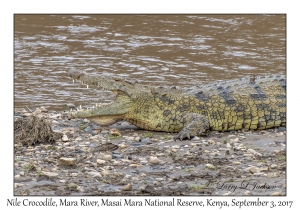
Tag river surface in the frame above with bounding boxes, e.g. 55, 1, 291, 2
14, 14, 286, 110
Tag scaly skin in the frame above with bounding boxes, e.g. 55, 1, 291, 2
68, 70, 286, 140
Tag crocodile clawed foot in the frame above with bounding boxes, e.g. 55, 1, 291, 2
173, 130, 194, 141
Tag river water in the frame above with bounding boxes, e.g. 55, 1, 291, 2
14, 14, 286, 110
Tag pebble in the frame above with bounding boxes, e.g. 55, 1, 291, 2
59, 157, 76, 166
97, 153, 112, 161
66, 103, 76, 109
244, 191, 253, 195
247, 166, 258, 174
87, 172, 102, 178
110, 128, 121, 136
124, 136, 135, 141
43, 171, 59, 178
62, 134, 69, 142
208, 139, 215, 145
271, 191, 281, 196
141, 138, 152, 144
122, 183, 132, 191
191, 136, 200, 141
96, 159, 106, 164
269, 164, 277, 169
130, 163, 142, 167
149, 156, 159, 164
223, 191, 232, 196
83, 118, 90, 123
71, 173, 78, 177
253, 172, 263, 176
84, 127, 93, 133
206, 164, 216, 170
120, 144, 127, 149
14, 183, 24, 188
14, 175, 20, 179
248, 149, 262, 157
59, 180, 66, 183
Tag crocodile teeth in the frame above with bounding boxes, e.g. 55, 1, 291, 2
87, 85, 89, 89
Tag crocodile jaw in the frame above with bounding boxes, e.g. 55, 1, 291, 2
68, 91, 134, 126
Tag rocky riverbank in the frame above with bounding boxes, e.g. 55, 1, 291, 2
14, 106, 286, 196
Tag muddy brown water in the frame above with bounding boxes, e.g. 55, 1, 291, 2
14, 14, 286, 110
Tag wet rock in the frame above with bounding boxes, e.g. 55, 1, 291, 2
134, 137, 141, 142
149, 156, 159, 164
112, 154, 124, 159
84, 127, 93, 133
59, 157, 76, 166
43, 171, 59, 178
191, 136, 200, 141
101, 130, 110, 135
141, 138, 152, 144
122, 183, 132, 191
278, 127, 286, 131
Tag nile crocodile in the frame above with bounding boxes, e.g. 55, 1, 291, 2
68, 70, 286, 140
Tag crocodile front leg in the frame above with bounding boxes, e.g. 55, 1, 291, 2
174, 113, 210, 141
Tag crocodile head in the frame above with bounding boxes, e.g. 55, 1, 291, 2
68, 70, 136, 125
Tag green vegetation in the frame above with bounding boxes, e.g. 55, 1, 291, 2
108, 134, 120, 140
142, 131, 153, 138
189, 184, 207, 192
163, 135, 172, 140
37, 171, 43, 177
24, 161, 36, 173
184, 167, 195, 172
49, 145, 57, 150
277, 155, 286, 161
79, 121, 88, 130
